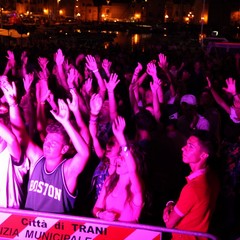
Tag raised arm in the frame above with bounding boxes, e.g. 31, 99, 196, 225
35, 76, 50, 141
105, 73, 120, 122
51, 99, 90, 194
150, 79, 162, 121
102, 58, 112, 78
158, 53, 176, 98
20, 72, 35, 137
1, 76, 43, 164
54, 49, 68, 90
129, 63, 143, 115
0, 120, 21, 162
67, 67, 88, 115
207, 77, 230, 114
112, 116, 143, 206
147, 61, 164, 103
86, 55, 106, 99
67, 88, 90, 145
3, 50, 16, 76
89, 93, 105, 158
20, 51, 28, 78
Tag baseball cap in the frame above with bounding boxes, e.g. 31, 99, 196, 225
180, 94, 197, 106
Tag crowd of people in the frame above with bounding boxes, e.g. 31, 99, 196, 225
0, 37, 239, 240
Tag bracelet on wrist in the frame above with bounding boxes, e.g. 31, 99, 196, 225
96, 210, 102, 218
90, 112, 99, 117
90, 119, 98, 123
121, 145, 129, 153
9, 102, 18, 107
166, 200, 175, 207
92, 69, 99, 73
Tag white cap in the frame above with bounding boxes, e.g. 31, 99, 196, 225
180, 94, 197, 106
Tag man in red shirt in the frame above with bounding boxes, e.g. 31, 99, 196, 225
163, 132, 220, 239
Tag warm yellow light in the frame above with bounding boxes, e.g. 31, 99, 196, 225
76, 13, 80, 17
133, 34, 139, 45
101, 14, 105, 18
165, 14, 169, 19
43, 8, 49, 15
134, 13, 141, 19
200, 14, 208, 24
59, 9, 63, 15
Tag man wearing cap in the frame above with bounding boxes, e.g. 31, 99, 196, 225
177, 94, 210, 138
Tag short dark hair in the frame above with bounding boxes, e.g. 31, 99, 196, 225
191, 130, 212, 156
134, 109, 157, 132
46, 121, 70, 145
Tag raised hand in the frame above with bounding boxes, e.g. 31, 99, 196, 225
67, 67, 76, 89
50, 99, 69, 123
134, 62, 143, 75
6, 50, 16, 69
0, 76, 17, 105
37, 70, 48, 81
112, 116, 126, 140
66, 89, 79, 112
102, 59, 112, 73
105, 73, 120, 93
38, 57, 49, 70
83, 78, 93, 95
21, 51, 28, 66
85, 55, 98, 71
147, 62, 157, 77
23, 73, 34, 92
222, 78, 237, 96
36, 78, 50, 103
90, 93, 103, 115
150, 78, 161, 93
158, 53, 168, 70
55, 49, 65, 66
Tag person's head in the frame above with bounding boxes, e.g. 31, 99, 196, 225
199, 90, 214, 107
105, 143, 145, 199
134, 109, 157, 135
182, 131, 211, 167
180, 94, 197, 116
98, 100, 110, 124
105, 135, 120, 160
43, 121, 70, 159
144, 88, 153, 106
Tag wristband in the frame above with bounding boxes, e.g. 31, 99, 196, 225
92, 69, 99, 73
9, 102, 18, 107
121, 145, 129, 153
166, 200, 175, 207
96, 210, 102, 218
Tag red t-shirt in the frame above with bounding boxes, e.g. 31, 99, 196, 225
172, 168, 220, 240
